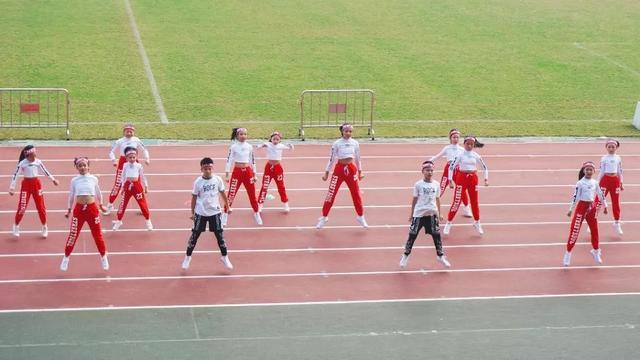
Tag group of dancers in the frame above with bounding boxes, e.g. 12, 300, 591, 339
7, 124, 625, 271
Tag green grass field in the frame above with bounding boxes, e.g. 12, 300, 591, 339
1, 0, 640, 139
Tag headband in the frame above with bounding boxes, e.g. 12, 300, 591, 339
464, 136, 476, 144
449, 129, 461, 138
125, 149, 138, 156
581, 161, 596, 170
341, 124, 354, 131
23, 147, 36, 156
123, 124, 135, 132
422, 161, 435, 170
605, 139, 619, 148
74, 157, 89, 166
270, 131, 282, 140
237, 127, 248, 134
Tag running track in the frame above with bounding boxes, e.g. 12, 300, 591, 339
1, 141, 639, 311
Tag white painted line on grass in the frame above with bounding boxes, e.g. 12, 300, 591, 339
124, 0, 169, 123
1, 292, 639, 314
0, 323, 635, 348
574, 42, 640, 78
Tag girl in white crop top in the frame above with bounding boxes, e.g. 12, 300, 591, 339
563, 161, 608, 267
223, 128, 262, 226
60, 157, 109, 272
255, 131, 294, 212
598, 139, 624, 235
9, 145, 59, 238
112, 147, 153, 231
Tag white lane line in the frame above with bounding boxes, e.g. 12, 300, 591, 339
3, 154, 640, 162
2, 184, 640, 194
1, 292, 639, 314
2, 264, 640, 284
2, 241, 639, 259
0, 323, 634, 348
2, 220, 639, 234
574, 42, 640, 78
3, 201, 640, 215
123, 0, 169, 123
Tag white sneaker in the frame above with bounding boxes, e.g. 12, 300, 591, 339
254, 212, 263, 226
60, 256, 70, 271
473, 221, 484, 235
41, 225, 48, 238
462, 205, 473, 218
614, 222, 623, 235
181, 256, 191, 270
590, 249, 603, 264
437, 255, 451, 268
399, 254, 409, 268
12, 224, 20, 237
221, 212, 228, 227
283, 202, 290, 213
443, 222, 452, 235
112, 220, 122, 231
101, 255, 109, 270
105, 203, 114, 215
316, 216, 328, 229
356, 215, 369, 228
220, 255, 233, 270
563, 251, 572, 267
145, 220, 153, 231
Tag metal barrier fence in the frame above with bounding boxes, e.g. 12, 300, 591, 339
0, 88, 70, 139
299, 89, 375, 140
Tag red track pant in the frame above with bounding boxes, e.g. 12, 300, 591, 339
117, 180, 150, 220
15, 178, 47, 225
108, 156, 127, 204
567, 200, 600, 252
439, 161, 468, 206
322, 163, 363, 217
448, 171, 480, 221
258, 163, 288, 204
226, 167, 259, 212
65, 203, 106, 256
600, 175, 621, 221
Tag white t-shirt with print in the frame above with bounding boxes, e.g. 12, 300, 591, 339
192, 175, 226, 216
412, 179, 440, 217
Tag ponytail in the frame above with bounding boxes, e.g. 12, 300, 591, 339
474, 139, 485, 148
230, 128, 239, 141
18, 145, 35, 163
578, 168, 586, 180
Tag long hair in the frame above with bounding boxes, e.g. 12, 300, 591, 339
578, 168, 586, 180
464, 135, 485, 148
230, 128, 239, 141
18, 145, 35, 163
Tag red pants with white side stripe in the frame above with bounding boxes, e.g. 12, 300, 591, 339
599, 175, 621, 221
439, 161, 468, 206
226, 166, 259, 212
447, 171, 480, 221
322, 162, 363, 217
65, 203, 106, 256
108, 156, 127, 204
15, 178, 47, 225
258, 162, 288, 204
117, 180, 150, 220
567, 200, 600, 252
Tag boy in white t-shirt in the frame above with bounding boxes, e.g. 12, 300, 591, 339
182, 158, 233, 270
400, 161, 451, 269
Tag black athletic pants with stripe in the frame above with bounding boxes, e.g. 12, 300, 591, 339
186, 213, 227, 256
404, 215, 443, 257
